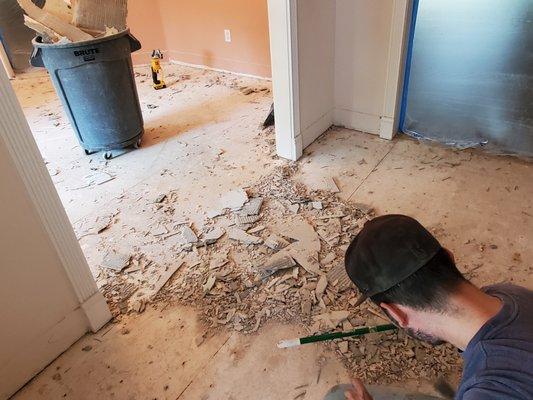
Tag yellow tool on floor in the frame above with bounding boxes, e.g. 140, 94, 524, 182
150, 49, 166, 90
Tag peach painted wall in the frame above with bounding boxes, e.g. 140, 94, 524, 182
127, 0, 167, 65
127, 0, 271, 78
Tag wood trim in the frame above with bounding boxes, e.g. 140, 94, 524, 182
267, 0, 302, 160
0, 68, 111, 332
380, 0, 412, 140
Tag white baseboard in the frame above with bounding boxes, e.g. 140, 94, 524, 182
301, 109, 334, 148
81, 291, 112, 333
169, 59, 272, 81
379, 116, 396, 140
333, 108, 381, 136
0, 307, 89, 399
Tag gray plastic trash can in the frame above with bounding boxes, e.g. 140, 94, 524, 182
30, 29, 144, 159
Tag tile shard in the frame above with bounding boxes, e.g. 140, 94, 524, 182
256, 255, 296, 279
240, 197, 263, 216
228, 228, 262, 245
327, 263, 353, 292
219, 189, 248, 211
101, 252, 130, 271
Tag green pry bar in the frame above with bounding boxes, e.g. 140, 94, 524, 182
277, 324, 397, 348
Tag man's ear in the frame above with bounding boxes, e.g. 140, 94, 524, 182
380, 302, 409, 328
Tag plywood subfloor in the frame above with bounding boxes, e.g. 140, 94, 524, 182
10, 64, 533, 400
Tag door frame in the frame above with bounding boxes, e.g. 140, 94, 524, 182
268, 0, 414, 159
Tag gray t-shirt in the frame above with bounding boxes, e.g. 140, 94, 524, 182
457, 284, 533, 399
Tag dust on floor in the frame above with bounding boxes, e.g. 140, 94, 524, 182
11, 64, 533, 400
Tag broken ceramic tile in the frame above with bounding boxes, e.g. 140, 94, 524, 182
240, 197, 263, 216
207, 208, 225, 218
181, 225, 198, 244
151, 225, 168, 236
228, 228, 262, 245
155, 194, 167, 203
315, 275, 328, 298
248, 225, 266, 234
203, 274, 216, 294
338, 341, 349, 354
85, 171, 115, 186
288, 203, 300, 214
101, 252, 131, 272
327, 263, 353, 292
264, 234, 289, 250
149, 262, 184, 297
256, 255, 296, 279
311, 201, 323, 210
201, 227, 225, 245
354, 203, 374, 215
318, 177, 340, 193
235, 214, 261, 226
315, 310, 350, 328
219, 189, 248, 211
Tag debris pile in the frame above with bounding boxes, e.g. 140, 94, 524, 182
88, 161, 461, 383
18, 0, 127, 43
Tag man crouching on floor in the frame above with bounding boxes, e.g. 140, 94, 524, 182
327, 215, 533, 400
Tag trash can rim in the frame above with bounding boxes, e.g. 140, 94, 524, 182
32, 28, 132, 49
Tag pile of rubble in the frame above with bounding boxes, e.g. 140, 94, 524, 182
88, 161, 461, 383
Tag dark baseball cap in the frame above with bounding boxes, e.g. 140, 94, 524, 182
345, 214, 442, 306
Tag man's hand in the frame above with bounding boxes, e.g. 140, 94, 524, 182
344, 378, 373, 400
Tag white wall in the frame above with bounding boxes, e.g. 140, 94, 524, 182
297, 0, 335, 148
334, 0, 394, 135
0, 68, 111, 399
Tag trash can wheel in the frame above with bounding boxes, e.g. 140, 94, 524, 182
103, 151, 113, 160
133, 138, 141, 149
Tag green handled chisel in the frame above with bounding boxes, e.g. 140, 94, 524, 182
277, 323, 397, 348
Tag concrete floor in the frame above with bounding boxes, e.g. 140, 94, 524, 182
10, 64, 533, 400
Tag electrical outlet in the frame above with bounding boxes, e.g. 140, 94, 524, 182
224, 29, 231, 43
